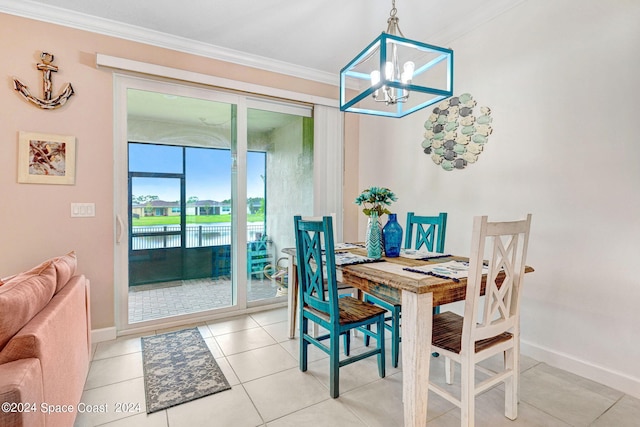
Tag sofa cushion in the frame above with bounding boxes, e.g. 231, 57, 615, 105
0, 274, 15, 286
0, 261, 56, 350
52, 251, 77, 293
1, 258, 53, 287
0, 252, 77, 292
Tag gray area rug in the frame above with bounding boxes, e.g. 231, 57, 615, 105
141, 327, 231, 413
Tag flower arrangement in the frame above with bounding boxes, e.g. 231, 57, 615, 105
354, 186, 397, 217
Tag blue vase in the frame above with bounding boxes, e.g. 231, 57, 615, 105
366, 211, 382, 259
383, 213, 403, 257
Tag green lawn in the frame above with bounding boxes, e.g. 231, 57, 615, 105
132, 214, 264, 226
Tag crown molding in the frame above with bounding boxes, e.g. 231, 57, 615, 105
0, 0, 340, 86
422, 0, 526, 47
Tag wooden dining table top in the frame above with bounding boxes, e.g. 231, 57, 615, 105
282, 245, 534, 306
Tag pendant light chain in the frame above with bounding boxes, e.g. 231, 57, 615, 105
386, 0, 405, 38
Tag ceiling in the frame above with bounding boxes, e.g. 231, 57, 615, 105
4, 0, 524, 85
2, 0, 523, 132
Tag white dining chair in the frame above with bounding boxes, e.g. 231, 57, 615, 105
428, 214, 532, 427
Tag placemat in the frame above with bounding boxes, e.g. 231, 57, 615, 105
403, 260, 487, 282
331, 252, 385, 266
399, 249, 452, 260
334, 243, 362, 250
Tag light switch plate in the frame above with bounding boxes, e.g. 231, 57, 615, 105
71, 203, 95, 217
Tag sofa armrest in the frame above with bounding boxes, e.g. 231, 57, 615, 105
0, 275, 90, 427
0, 358, 45, 427
0, 276, 90, 365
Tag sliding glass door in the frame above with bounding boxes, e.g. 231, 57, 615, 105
246, 105, 314, 303
115, 76, 314, 331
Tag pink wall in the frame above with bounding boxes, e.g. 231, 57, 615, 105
0, 13, 355, 330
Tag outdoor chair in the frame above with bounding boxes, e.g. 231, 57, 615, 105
247, 235, 273, 278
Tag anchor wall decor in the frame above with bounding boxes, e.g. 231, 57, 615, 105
13, 52, 74, 110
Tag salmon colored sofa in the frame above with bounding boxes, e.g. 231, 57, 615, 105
0, 252, 91, 427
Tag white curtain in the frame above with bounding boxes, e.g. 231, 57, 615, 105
313, 105, 344, 242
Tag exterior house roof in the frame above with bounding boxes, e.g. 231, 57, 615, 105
132, 199, 227, 208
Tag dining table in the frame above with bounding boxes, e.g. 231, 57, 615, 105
282, 244, 534, 427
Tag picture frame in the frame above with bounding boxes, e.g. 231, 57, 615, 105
17, 131, 76, 185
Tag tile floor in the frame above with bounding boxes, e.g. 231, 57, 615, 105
75, 307, 640, 427
129, 277, 284, 323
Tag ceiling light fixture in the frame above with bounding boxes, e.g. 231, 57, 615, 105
339, 0, 454, 118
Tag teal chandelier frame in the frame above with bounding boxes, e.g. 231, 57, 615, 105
339, 2, 453, 118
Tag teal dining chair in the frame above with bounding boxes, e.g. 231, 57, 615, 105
302, 214, 359, 343
364, 212, 448, 367
294, 215, 386, 398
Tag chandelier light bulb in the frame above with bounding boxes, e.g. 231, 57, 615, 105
370, 70, 381, 85
384, 61, 395, 80
401, 61, 415, 83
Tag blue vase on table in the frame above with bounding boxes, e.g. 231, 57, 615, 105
365, 211, 382, 259
383, 213, 403, 257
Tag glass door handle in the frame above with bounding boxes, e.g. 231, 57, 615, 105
116, 214, 124, 244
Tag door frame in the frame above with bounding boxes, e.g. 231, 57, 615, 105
114, 75, 248, 333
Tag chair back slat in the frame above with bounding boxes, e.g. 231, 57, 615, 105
463, 214, 532, 346
405, 212, 448, 252
294, 215, 339, 320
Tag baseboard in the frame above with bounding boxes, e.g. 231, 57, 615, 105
521, 339, 640, 399
91, 327, 117, 343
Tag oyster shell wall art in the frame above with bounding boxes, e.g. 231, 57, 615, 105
422, 93, 493, 171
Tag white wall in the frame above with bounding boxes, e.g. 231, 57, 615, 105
357, 0, 640, 397
266, 117, 312, 254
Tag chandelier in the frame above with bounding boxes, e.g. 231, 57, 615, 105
339, 0, 454, 118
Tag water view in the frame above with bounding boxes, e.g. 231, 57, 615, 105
131, 222, 266, 250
